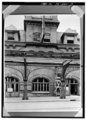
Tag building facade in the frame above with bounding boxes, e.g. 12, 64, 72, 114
5, 16, 80, 97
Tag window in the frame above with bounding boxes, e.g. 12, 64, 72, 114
67, 40, 74, 44
77, 38, 80, 41
5, 76, 19, 92
33, 32, 41, 41
43, 33, 51, 42
7, 33, 14, 40
8, 36, 14, 40
66, 79, 78, 85
32, 77, 49, 92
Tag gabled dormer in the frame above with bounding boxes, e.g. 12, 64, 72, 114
5, 25, 20, 41
61, 28, 79, 45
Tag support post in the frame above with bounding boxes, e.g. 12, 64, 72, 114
22, 58, 28, 100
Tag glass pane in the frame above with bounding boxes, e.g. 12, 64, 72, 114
44, 83, 46, 91
38, 83, 40, 91
16, 84, 18, 92
41, 84, 43, 91
32, 83, 34, 91
12, 84, 14, 91
47, 84, 49, 91
35, 83, 37, 91
5, 77, 19, 93
32, 78, 49, 92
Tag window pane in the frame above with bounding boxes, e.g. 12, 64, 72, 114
5, 77, 19, 92
12, 84, 14, 91
67, 40, 74, 44
16, 84, 18, 92
32, 78, 49, 92
8, 37, 14, 40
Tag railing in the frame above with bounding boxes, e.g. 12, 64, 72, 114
32, 82, 49, 92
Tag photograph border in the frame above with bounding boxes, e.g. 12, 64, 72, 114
2, 2, 85, 118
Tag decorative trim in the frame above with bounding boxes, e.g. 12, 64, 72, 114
5, 67, 23, 81
28, 74, 52, 82
5, 50, 80, 59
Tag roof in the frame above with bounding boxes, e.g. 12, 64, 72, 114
5, 25, 20, 39
5, 25, 17, 31
57, 32, 63, 40
64, 28, 77, 34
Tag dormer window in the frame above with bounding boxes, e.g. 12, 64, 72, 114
7, 32, 14, 40
67, 40, 74, 44
43, 33, 51, 42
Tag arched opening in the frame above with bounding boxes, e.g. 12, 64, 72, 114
66, 78, 79, 95
32, 77, 49, 92
5, 76, 19, 97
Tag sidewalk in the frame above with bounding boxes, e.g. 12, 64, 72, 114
4, 95, 81, 103
3, 96, 82, 117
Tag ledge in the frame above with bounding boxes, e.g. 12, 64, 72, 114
5, 41, 80, 49
32, 91, 50, 94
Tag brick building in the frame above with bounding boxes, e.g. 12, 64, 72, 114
5, 16, 80, 98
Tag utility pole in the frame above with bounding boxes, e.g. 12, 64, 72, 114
60, 60, 72, 99
22, 58, 28, 100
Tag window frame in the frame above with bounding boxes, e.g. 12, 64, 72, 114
32, 77, 49, 93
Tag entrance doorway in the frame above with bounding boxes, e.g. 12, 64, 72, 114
70, 84, 78, 95
66, 78, 79, 95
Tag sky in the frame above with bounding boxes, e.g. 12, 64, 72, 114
5, 14, 80, 35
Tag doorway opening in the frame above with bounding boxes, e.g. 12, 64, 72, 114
70, 84, 78, 95
66, 78, 79, 95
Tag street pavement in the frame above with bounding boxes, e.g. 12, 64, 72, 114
3, 96, 82, 117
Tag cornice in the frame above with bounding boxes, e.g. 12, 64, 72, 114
5, 41, 80, 51
5, 50, 80, 59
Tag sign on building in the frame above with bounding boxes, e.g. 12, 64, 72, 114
27, 85, 32, 90
7, 88, 13, 92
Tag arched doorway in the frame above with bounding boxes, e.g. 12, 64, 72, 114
32, 77, 49, 92
66, 78, 79, 95
5, 76, 19, 97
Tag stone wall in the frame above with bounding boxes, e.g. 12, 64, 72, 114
5, 62, 80, 97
